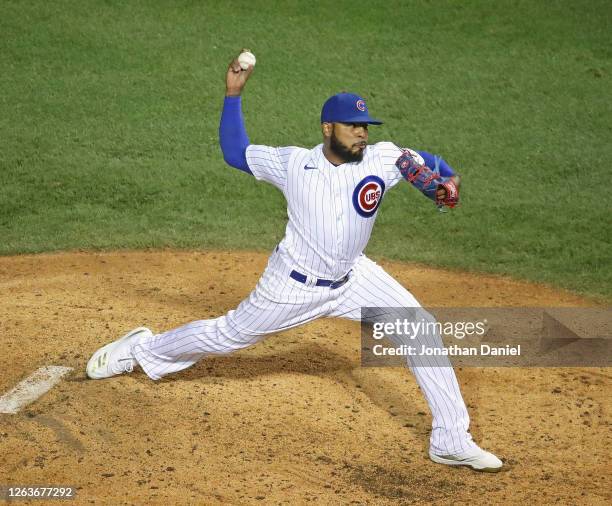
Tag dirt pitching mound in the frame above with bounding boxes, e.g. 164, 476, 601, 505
0, 250, 609, 505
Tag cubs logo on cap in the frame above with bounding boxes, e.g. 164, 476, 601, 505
356, 99, 366, 112
352, 175, 386, 218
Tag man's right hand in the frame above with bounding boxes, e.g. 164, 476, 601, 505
226, 48, 255, 97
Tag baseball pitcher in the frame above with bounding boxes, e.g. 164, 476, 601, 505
86, 51, 502, 472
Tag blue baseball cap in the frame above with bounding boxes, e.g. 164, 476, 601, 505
320, 92, 383, 125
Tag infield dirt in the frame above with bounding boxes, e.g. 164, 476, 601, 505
0, 251, 609, 505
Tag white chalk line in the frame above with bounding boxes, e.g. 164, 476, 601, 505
0, 366, 73, 414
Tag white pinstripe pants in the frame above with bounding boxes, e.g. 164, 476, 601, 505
133, 251, 476, 454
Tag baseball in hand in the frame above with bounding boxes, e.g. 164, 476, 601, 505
238, 50, 256, 70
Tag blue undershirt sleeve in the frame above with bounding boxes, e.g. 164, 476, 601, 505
219, 96, 252, 174
417, 150, 456, 177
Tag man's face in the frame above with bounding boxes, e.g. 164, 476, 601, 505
328, 122, 369, 163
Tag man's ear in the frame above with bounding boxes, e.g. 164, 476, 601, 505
321, 122, 333, 138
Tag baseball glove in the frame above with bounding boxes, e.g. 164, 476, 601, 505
395, 150, 460, 208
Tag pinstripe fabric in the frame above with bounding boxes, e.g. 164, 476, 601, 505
244, 142, 412, 280
131, 141, 476, 455
133, 250, 333, 380
328, 256, 476, 455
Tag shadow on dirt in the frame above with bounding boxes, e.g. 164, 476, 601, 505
163, 342, 356, 381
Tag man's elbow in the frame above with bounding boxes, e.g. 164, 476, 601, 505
222, 152, 237, 167
222, 152, 252, 174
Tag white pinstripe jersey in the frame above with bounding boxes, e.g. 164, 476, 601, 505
245, 142, 425, 280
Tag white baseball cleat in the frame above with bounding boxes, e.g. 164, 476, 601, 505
86, 327, 152, 379
429, 446, 503, 472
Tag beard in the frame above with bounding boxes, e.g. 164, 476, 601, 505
329, 130, 365, 163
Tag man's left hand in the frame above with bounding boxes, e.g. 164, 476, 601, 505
435, 176, 460, 208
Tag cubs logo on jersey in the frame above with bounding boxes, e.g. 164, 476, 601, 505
352, 175, 385, 218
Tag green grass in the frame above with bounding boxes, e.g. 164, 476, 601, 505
1, 0, 610, 299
